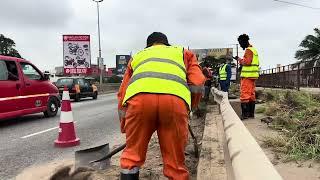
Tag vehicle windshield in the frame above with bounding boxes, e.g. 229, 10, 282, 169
56, 78, 73, 86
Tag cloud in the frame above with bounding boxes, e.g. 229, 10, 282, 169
1, 0, 319, 70
0, 0, 74, 28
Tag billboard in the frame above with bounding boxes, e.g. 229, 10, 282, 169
116, 55, 131, 75
63, 35, 91, 75
190, 48, 233, 63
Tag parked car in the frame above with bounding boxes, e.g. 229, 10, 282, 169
0, 55, 60, 120
55, 77, 98, 102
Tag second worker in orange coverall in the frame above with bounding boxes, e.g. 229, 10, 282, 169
117, 32, 205, 180
234, 34, 260, 120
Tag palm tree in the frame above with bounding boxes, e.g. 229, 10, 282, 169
295, 28, 320, 67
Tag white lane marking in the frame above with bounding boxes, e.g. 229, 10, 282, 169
20, 121, 77, 139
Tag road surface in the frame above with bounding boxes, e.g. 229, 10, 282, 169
0, 93, 121, 179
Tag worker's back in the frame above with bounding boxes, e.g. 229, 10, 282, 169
123, 45, 191, 109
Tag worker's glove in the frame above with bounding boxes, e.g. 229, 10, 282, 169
233, 56, 239, 60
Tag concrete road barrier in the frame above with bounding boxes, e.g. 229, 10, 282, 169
212, 88, 283, 180
96, 83, 121, 94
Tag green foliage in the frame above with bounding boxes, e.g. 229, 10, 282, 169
0, 34, 22, 58
229, 82, 240, 96
261, 90, 320, 161
295, 28, 320, 66
200, 55, 235, 76
256, 106, 266, 114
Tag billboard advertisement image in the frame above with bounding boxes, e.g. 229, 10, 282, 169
190, 48, 233, 63
63, 35, 91, 75
116, 55, 131, 75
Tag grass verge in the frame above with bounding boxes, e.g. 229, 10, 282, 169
259, 90, 320, 161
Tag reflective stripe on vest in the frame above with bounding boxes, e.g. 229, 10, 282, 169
241, 46, 260, 78
123, 45, 191, 109
219, 64, 227, 80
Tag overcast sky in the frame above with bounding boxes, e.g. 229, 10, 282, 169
1, 0, 319, 71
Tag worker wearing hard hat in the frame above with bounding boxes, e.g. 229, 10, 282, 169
234, 34, 260, 120
117, 32, 205, 180
218, 58, 232, 92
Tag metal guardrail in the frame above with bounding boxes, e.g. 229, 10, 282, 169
256, 62, 320, 90
212, 88, 283, 180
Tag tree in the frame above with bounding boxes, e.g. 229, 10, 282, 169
0, 34, 22, 58
200, 55, 236, 75
295, 28, 320, 67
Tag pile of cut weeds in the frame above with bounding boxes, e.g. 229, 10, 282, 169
259, 90, 320, 161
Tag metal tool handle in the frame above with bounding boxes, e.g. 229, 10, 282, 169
90, 143, 126, 163
188, 123, 199, 158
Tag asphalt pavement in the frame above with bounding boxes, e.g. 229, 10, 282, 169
0, 93, 121, 179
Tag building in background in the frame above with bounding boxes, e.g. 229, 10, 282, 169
54, 64, 108, 77
107, 67, 116, 77
190, 48, 236, 81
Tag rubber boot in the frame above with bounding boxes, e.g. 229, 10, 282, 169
120, 172, 139, 180
249, 101, 255, 118
241, 103, 249, 120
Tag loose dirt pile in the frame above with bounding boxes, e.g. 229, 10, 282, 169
38, 101, 208, 180
95, 102, 206, 180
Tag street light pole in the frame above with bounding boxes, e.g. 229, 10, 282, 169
93, 0, 103, 85
228, 43, 239, 82
236, 44, 239, 82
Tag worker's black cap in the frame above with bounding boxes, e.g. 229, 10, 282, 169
146, 32, 170, 48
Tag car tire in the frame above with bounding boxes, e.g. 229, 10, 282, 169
93, 91, 98, 100
44, 97, 59, 117
75, 93, 81, 102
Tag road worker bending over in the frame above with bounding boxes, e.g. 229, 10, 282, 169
117, 32, 205, 180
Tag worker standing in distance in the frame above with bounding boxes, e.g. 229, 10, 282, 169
234, 34, 260, 120
218, 58, 232, 92
117, 32, 205, 180
202, 62, 213, 102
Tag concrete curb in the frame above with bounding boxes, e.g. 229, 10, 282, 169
197, 105, 227, 180
212, 88, 283, 180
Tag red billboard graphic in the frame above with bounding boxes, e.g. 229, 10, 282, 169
63, 35, 91, 75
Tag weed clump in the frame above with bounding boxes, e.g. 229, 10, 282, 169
261, 90, 320, 161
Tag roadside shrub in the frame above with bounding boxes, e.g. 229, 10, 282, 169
261, 90, 320, 161
256, 106, 266, 114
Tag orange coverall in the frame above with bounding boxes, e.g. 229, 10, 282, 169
238, 45, 256, 103
117, 49, 205, 180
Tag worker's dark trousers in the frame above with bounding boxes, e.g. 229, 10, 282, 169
219, 80, 230, 92
204, 80, 212, 101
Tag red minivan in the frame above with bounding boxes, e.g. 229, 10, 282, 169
0, 55, 60, 120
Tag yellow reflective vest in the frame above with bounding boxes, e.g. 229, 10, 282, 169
241, 46, 260, 78
122, 45, 191, 109
219, 64, 227, 80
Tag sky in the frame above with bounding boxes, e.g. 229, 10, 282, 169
0, 0, 319, 71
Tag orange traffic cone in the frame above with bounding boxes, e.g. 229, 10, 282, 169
55, 86, 80, 147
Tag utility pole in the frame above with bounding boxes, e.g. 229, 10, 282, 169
228, 43, 240, 82
93, 0, 103, 85
236, 44, 239, 82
